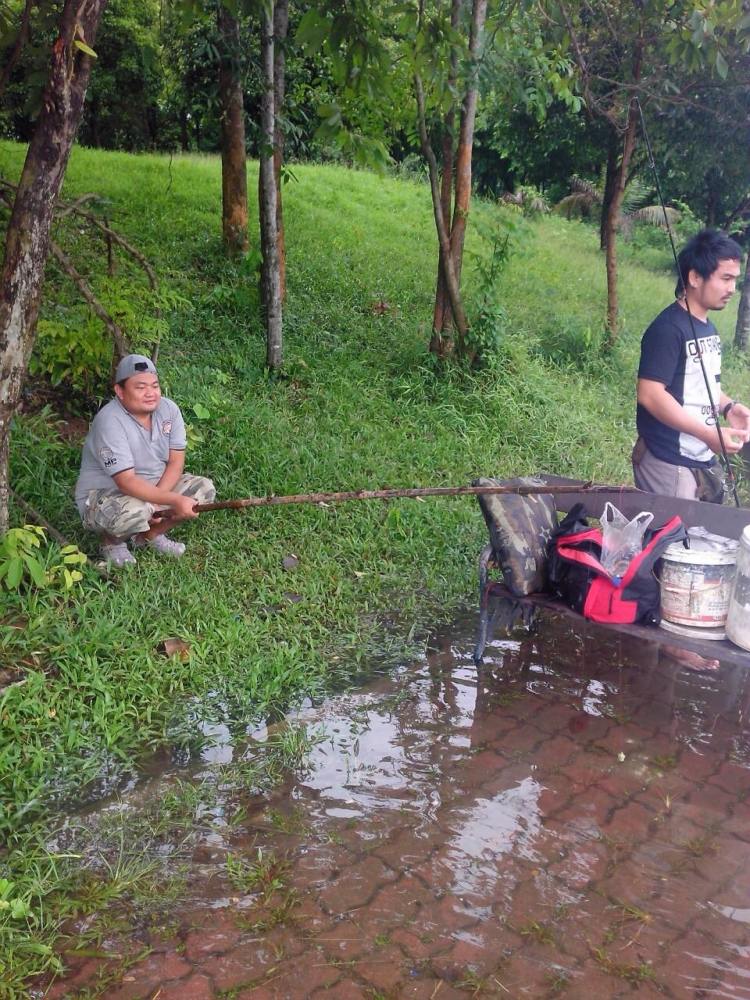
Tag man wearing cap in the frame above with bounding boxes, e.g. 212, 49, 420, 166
75, 354, 216, 566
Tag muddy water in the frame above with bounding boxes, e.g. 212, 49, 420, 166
42, 610, 750, 999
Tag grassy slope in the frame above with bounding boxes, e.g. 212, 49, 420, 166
0, 142, 745, 988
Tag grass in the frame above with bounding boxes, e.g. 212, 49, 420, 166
0, 141, 746, 993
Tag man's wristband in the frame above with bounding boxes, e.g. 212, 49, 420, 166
722, 400, 736, 419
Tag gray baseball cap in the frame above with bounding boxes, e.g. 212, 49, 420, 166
114, 354, 158, 384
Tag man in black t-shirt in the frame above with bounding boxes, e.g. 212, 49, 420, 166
633, 229, 750, 500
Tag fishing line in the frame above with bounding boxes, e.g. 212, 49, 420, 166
635, 97, 740, 508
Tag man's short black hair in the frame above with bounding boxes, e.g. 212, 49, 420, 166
675, 228, 743, 297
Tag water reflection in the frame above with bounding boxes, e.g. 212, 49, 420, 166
47, 607, 750, 999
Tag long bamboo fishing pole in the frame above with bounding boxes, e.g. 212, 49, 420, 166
191, 482, 639, 513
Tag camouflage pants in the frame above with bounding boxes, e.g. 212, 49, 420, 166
80, 474, 216, 540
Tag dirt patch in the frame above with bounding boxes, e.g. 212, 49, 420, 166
19, 374, 99, 427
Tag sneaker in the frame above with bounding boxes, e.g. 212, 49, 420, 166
133, 534, 186, 558
100, 542, 137, 567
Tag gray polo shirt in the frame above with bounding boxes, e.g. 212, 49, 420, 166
75, 397, 187, 510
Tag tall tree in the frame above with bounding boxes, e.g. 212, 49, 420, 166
540, 0, 750, 347
0, 0, 108, 534
736, 260, 750, 352
218, 2, 248, 253
272, 0, 288, 299
259, 0, 282, 368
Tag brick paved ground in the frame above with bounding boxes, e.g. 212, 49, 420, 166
38, 611, 750, 998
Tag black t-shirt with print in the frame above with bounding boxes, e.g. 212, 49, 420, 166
636, 301, 720, 469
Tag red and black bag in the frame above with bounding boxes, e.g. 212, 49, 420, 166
547, 503, 687, 625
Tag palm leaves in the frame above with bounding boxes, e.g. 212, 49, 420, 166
554, 174, 681, 230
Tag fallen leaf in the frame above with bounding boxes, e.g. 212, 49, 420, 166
353, 571, 366, 579
260, 604, 283, 618
157, 637, 191, 661
370, 297, 391, 316
282, 554, 299, 571
283, 592, 302, 604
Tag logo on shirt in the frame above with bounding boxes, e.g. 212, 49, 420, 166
687, 335, 721, 359
162, 421, 172, 435
99, 447, 117, 468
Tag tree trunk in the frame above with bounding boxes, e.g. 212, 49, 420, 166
218, 4, 248, 254
430, 128, 455, 357
599, 128, 618, 251
604, 97, 639, 347
448, 0, 487, 322
430, 0, 462, 358
424, 0, 485, 360
735, 255, 750, 351
259, 3, 282, 369
414, 73, 469, 339
0, 0, 108, 534
273, 0, 288, 301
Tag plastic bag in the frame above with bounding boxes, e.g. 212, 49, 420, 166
600, 502, 653, 579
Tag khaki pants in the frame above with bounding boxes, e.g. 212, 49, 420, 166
80, 474, 216, 540
631, 438, 699, 500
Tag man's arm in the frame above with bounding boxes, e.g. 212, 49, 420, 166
638, 379, 749, 455
111, 468, 198, 519
156, 449, 185, 493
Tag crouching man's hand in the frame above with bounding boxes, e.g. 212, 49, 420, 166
167, 493, 199, 520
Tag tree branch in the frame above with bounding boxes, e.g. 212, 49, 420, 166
49, 240, 130, 358
0, 0, 34, 102
0, 179, 158, 289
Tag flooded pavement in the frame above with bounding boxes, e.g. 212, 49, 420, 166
39, 608, 750, 999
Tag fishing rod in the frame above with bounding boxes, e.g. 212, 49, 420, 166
635, 97, 741, 508
190, 482, 640, 513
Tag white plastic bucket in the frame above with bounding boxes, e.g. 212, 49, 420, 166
726, 526, 750, 651
659, 537, 737, 630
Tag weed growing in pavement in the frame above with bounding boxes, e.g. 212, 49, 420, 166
678, 832, 717, 859
226, 848, 290, 899
454, 970, 486, 995
267, 806, 311, 836
246, 888, 301, 931
545, 969, 570, 996
265, 722, 326, 774
651, 753, 678, 771
518, 919, 556, 946
591, 946, 658, 985
602, 899, 653, 946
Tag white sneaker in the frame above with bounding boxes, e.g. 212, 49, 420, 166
100, 542, 136, 567
132, 534, 186, 558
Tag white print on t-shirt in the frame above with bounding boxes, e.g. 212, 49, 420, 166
679, 333, 721, 462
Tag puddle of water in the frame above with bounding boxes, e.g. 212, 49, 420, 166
39, 608, 750, 999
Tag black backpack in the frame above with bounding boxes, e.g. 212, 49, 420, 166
547, 503, 687, 625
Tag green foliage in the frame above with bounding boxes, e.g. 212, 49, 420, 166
465, 225, 515, 361
0, 525, 46, 589
0, 525, 87, 592
532, 316, 605, 373
29, 313, 112, 392
0, 878, 31, 921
